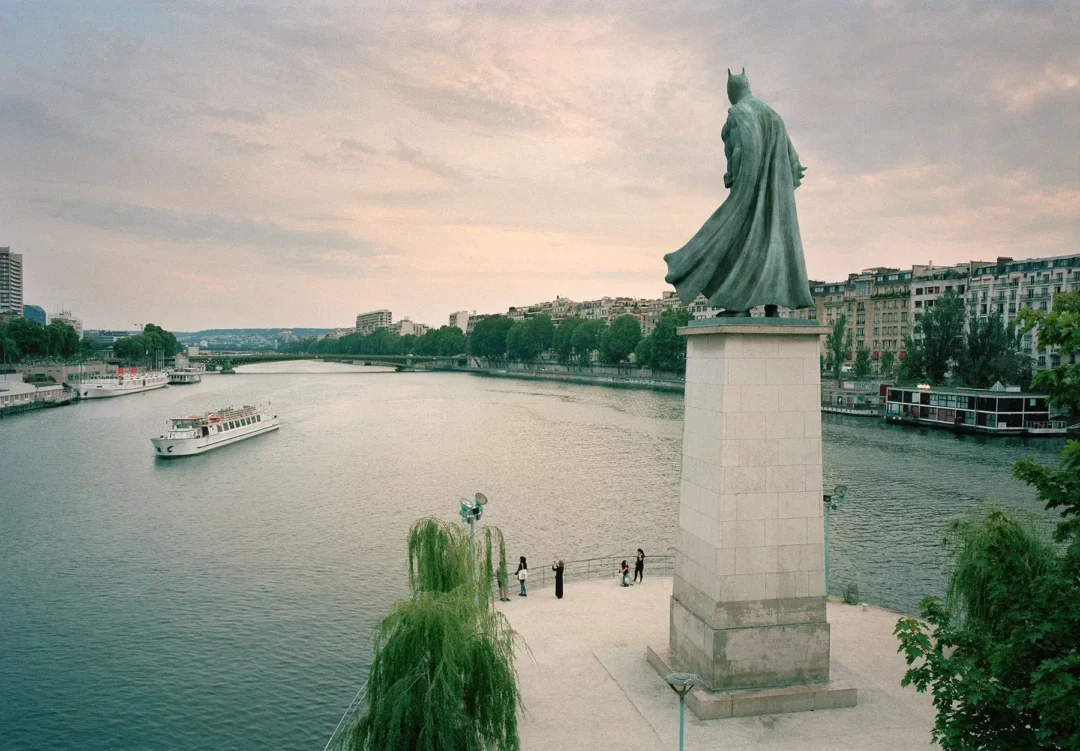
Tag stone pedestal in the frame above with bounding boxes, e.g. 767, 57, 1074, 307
654, 318, 856, 716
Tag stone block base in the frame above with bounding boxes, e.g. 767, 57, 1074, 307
670, 596, 830, 690
648, 645, 857, 719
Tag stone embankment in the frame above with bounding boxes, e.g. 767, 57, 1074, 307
430, 362, 686, 392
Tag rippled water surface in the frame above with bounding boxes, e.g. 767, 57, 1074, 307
0, 362, 1066, 750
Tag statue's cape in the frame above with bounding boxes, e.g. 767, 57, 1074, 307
664, 96, 813, 311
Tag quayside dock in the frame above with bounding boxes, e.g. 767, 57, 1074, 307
498, 576, 935, 750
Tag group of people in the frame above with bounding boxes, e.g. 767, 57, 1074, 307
500, 550, 646, 602
621, 549, 645, 587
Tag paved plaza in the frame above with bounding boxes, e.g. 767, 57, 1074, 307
498, 576, 937, 750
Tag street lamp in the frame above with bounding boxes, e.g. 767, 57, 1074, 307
822, 484, 848, 595
665, 672, 700, 751
458, 492, 488, 559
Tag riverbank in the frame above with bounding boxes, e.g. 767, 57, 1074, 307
500, 576, 935, 750
430, 364, 686, 392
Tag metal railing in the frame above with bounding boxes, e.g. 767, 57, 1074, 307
519, 552, 674, 590
321, 553, 674, 749
323, 679, 368, 751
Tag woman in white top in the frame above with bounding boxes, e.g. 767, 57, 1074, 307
516, 556, 528, 597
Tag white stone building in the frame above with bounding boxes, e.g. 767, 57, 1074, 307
355, 309, 393, 335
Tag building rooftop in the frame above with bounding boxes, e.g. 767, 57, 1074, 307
887, 383, 1044, 398
498, 576, 935, 750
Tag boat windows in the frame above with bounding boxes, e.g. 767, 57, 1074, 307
256, 415, 261, 422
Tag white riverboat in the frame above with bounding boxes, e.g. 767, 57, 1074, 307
78, 368, 169, 399
168, 365, 204, 384
151, 404, 279, 457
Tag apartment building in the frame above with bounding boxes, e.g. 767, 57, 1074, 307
355, 309, 393, 335
1, 247, 24, 317
967, 255, 1080, 370
51, 309, 83, 338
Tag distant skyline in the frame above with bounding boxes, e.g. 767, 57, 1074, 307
1, 1, 1077, 330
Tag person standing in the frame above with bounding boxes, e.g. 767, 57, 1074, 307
497, 564, 511, 603
552, 560, 565, 599
634, 549, 645, 583
516, 556, 528, 597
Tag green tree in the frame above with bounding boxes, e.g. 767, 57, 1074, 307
895, 297, 1080, 750
955, 312, 1030, 389
1019, 291, 1080, 412
570, 319, 605, 365
347, 518, 521, 751
897, 336, 925, 384
879, 350, 896, 378
825, 315, 850, 384
6, 317, 47, 358
634, 336, 655, 369
914, 289, 966, 385
853, 347, 872, 380
530, 314, 555, 352
553, 316, 582, 365
113, 323, 183, 364
437, 326, 467, 357
469, 315, 513, 365
599, 315, 642, 365
505, 317, 553, 364
647, 309, 692, 372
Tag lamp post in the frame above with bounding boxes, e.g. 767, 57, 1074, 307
822, 484, 848, 595
458, 492, 488, 559
665, 672, 700, 751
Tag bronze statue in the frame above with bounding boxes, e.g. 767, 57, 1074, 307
664, 69, 813, 317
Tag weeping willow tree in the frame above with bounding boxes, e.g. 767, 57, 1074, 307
347, 518, 520, 751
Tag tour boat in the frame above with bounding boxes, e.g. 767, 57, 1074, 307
78, 368, 170, 399
151, 404, 279, 457
168, 365, 204, 384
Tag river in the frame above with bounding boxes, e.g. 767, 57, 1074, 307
0, 361, 1066, 750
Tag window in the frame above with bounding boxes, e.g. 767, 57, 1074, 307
915, 300, 922, 308
915, 288, 924, 295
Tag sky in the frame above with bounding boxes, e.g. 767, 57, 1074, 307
1, 1, 1077, 331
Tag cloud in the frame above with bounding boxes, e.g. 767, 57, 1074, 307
387, 139, 468, 182
43, 199, 384, 259
209, 132, 274, 156
0, 94, 104, 147
195, 105, 269, 125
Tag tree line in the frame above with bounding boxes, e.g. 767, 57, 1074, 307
0, 318, 93, 363
111, 324, 184, 364
468, 308, 692, 371
280, 308, 695, 372
824, 289, 1032, 388
279, 324, 468, 358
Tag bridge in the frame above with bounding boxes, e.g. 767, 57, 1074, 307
188, 352, 446, 369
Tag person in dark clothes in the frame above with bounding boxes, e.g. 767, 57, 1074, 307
516, 556, 528, 596
552, 560, 565, 599
634, 549, 645, 583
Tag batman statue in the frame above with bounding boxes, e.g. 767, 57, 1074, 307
664, 69, 813, 317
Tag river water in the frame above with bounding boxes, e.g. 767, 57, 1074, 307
0, 361, 1066, 750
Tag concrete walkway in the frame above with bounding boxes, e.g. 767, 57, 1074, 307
498, 576, 937, 750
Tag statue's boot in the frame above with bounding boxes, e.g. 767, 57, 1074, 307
716, 309, 751, 317
764, 305, 779, 318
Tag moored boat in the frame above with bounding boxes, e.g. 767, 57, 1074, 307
151, 404, 279, 457
168, 365, 204, 384
884, 383, 1071, 436
79, 368, 169, 399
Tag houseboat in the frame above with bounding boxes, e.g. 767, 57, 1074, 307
884, 383, 1069, 436
822, 382, 884, 417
